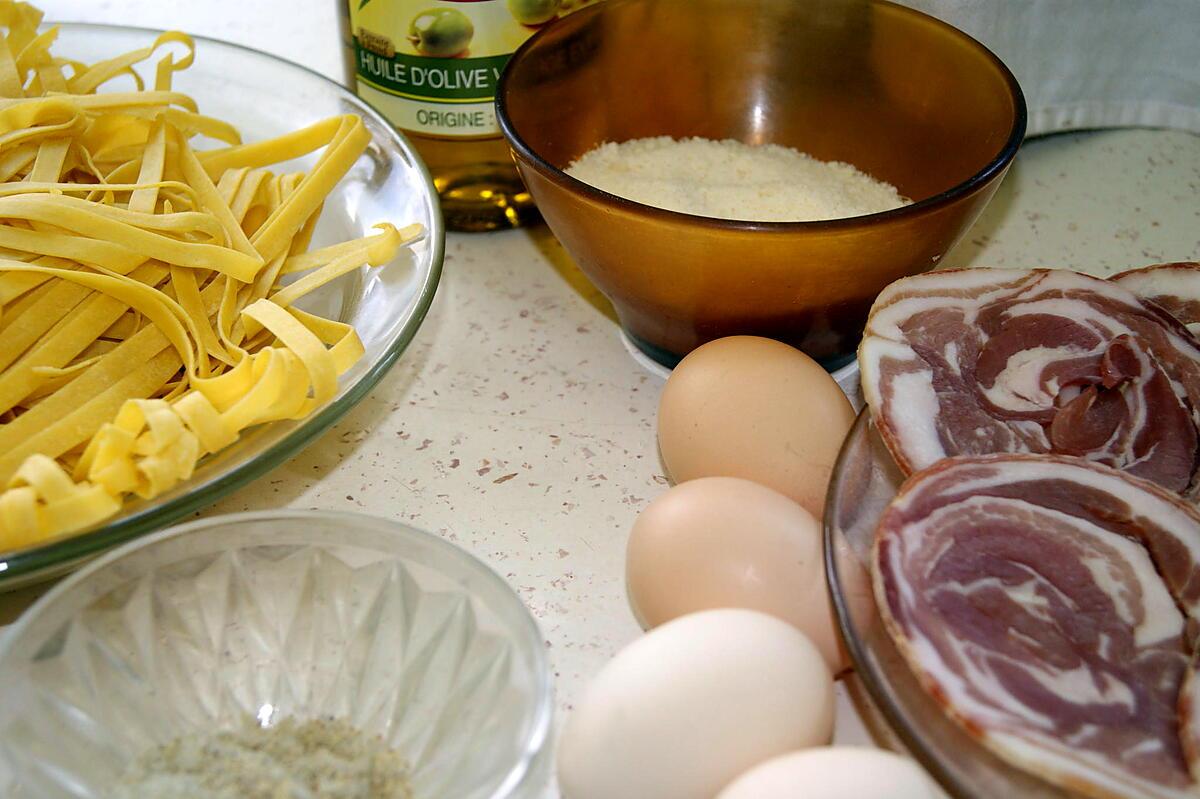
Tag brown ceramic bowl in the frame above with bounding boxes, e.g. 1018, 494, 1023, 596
496, 0, 1025, 369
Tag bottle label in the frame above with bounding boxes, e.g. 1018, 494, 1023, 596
349, 0, 601, 138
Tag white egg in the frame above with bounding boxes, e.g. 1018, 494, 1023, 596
557, 609, 834, 799
716, 747, 940, 799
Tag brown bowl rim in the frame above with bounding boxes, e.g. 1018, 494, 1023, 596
496, 0, 1028, 233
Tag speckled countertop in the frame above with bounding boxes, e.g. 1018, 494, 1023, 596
9, 1, 1200, 796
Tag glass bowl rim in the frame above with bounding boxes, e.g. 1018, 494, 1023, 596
823, 409, 974, 798
0, 22, 446, 586
0, 508, 554, 799
496, 0, 1027, 233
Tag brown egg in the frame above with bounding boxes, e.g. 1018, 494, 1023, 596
626, 476, 849, 674
657, 336, 855, 520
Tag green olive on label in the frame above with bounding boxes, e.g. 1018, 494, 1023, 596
407, 8, 474, 57
507, 0, 561, 26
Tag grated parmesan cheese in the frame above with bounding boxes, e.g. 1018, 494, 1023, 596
565, 136, 910, 222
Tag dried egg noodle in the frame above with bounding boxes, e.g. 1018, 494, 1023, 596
0, 1, 422, 548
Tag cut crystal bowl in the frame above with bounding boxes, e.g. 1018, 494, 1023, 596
0, 511, 551, 798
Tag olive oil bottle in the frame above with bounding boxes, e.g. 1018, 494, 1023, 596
340, 0, 603, 232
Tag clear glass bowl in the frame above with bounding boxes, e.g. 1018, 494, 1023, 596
825, 411, 1076, 798
0, 24, 444, 588
0, 511, 552, 798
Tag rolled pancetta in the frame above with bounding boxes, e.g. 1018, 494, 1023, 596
860, 268, 1200, 495
874, 454, 1200, 798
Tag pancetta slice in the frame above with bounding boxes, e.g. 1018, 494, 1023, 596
859, 268, 1200, 495
874, 455, 1200, 799
1180, 648, 1200, 783
1112, 262, 1200, 331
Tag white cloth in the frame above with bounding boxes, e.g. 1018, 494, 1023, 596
900, 0, 1200, 136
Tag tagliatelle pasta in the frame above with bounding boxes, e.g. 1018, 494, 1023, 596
0, 1, 424, 549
